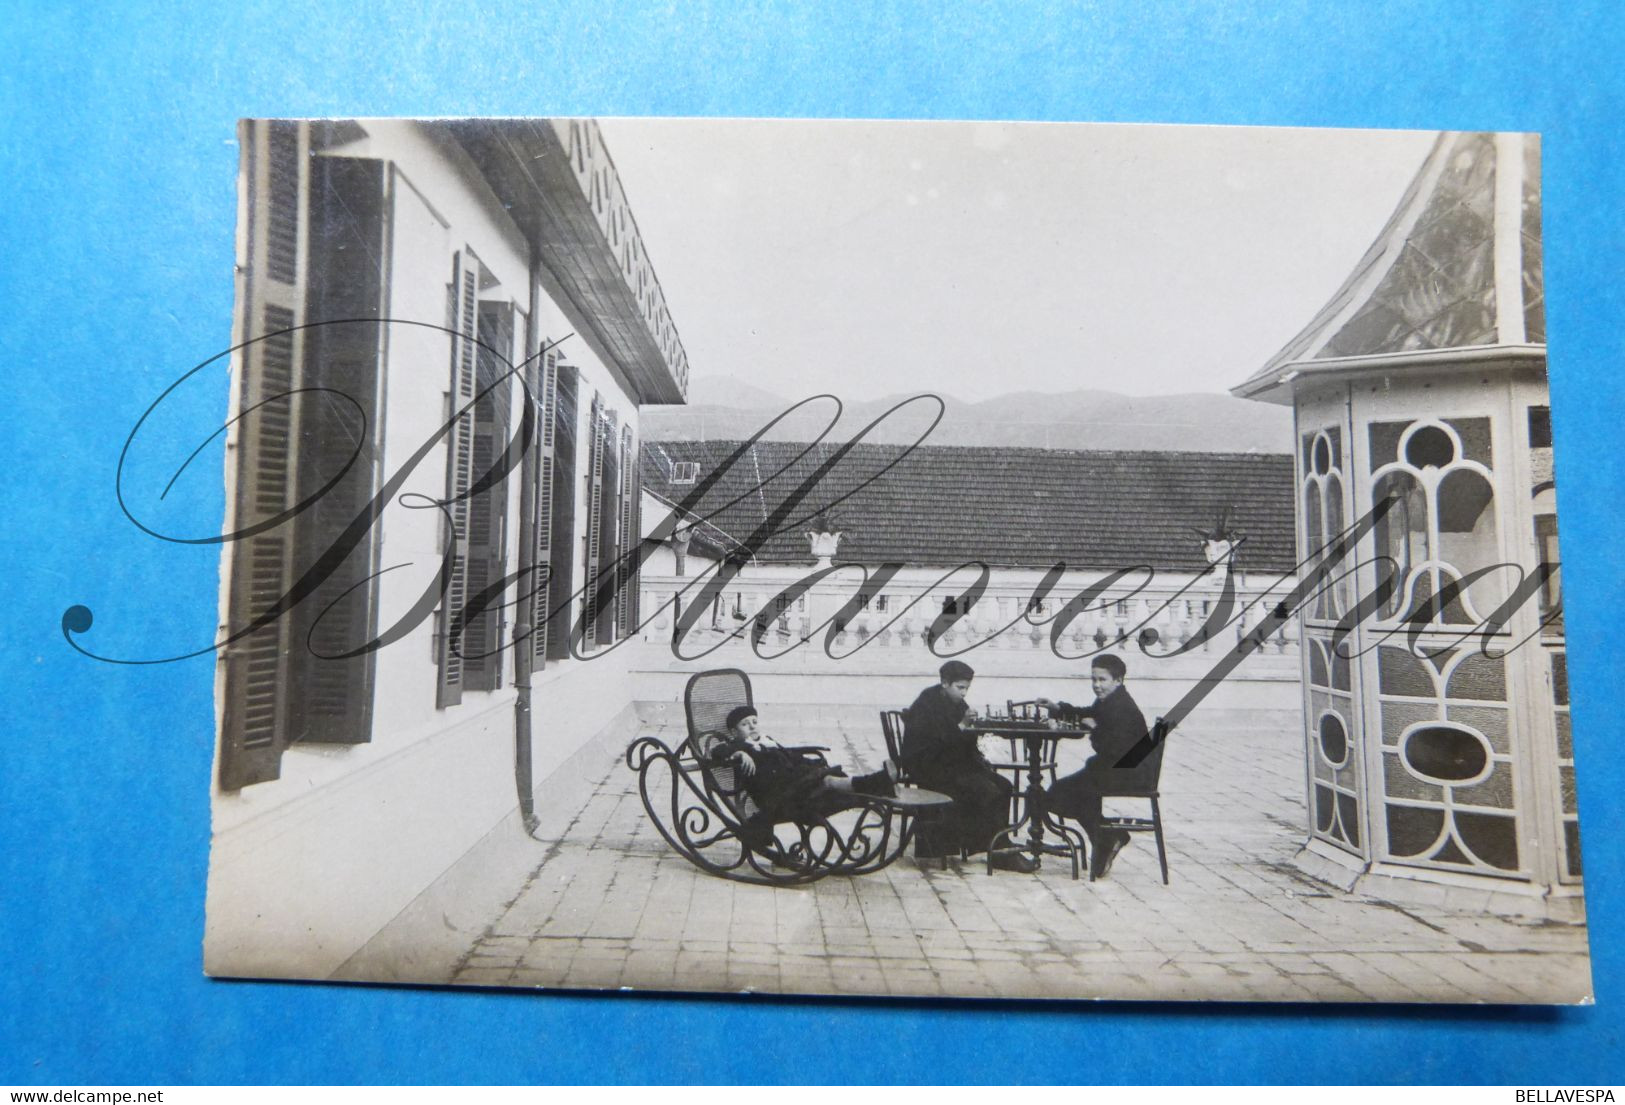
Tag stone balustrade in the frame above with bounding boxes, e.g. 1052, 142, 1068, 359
635, 563, 1300, 662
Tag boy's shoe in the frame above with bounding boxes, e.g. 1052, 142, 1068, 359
1091, 831, 1131, 879
990, 851, 1040, 874
851, 768, 897, 798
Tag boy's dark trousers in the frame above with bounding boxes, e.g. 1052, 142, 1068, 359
911, 763, 1013, 858
1042, 685, 1151, 852
1042, 769, 1110, 851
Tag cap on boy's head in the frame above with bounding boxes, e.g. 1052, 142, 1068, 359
939, 660, 975, 684
725, 705, 758, 731
1092, 654, 1127, 680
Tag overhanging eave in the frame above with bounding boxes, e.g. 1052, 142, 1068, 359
444, 119, 690, 406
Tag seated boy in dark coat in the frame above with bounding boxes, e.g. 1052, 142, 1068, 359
706, 706, 895, 835
900, 660, 1037, 873
1036, 653, 1149, 879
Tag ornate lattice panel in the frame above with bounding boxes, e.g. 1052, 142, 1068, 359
1551, 650, 1580, 881
1367, 417, 1502, 627
1306, 633, 1363, 853
1376, 645, 1523, 877
1301, 427, 1351, 620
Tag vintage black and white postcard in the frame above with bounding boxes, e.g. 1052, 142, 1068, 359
199, 117, 1588, 1003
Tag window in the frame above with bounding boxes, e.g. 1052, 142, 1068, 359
582, 394, 612, 648
1528, 403, 1559, 639
1368, 418, 1505, 626
1534, 512, 1561, 634
219, 123, 388, 788
616, 423, 642, 638
583, 394, 630, 649
670, 460, 700, 484
1528, 406, 1552, 449
1371, 469, 1426, 619
459, 300, 517, 692
526, 349, 562, 668
434, 249, 482, 707
543, 364, 580, 662
1301, 427, 1349, 619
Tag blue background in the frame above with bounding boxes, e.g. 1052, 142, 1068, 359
3, 0, 1622, 1085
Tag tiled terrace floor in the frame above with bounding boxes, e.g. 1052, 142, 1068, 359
432, 711, 1590, 1003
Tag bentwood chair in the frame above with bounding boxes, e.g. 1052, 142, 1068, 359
880, 710, 908, 777
680, 667, 766, 824
625, 670, 915, 886
878, 709, 963, 867
1088, 717, 1173, 884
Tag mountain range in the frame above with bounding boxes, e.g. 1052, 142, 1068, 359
643, 375, 1294, 454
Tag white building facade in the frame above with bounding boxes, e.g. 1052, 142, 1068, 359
207, 119, 688, 977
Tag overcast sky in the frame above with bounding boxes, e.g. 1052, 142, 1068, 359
598, 118, 1437, 403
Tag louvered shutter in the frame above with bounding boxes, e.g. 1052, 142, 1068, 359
616, 423, 637, 638
529, 349, 559, 669
290, 154, 387, 744
583, 392, 607, 649
594, 406, 620, 646
628, 438, 643, 630
464, 302, 514, 692
436, 249, 480, 709
544, 366, 579, 662
220, 120, 309, 790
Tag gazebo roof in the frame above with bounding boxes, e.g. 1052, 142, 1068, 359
1234, 131, 1544, 404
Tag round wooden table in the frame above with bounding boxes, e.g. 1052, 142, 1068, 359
978, 718, 1093, 879
870, 784, 955, 867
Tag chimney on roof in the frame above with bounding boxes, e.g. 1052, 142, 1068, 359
672, 526, 693, 576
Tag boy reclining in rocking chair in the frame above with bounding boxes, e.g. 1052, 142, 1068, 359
706, 706, 897, 849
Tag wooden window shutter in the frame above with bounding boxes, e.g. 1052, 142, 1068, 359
220, 120, 309, 790
583, 392, 607, 649
529, 349, 559, 669
436, 249, 480, 709
616, 423, 638, 638
289, 154, 388, 745
544, 365, 579, 662
595, 406, 621, 647
630, 438, 644, 629
463, 302, 514, 692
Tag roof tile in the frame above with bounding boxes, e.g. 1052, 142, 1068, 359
642, 440, 1296, 573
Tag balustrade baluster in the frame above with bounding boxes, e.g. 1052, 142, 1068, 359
905, 593, 927, 648
874, 597, 893, 647
852, 599, 872, 644
746, 588, 760, 643
987, 595, 1008, 649
967, 597, 989, 649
